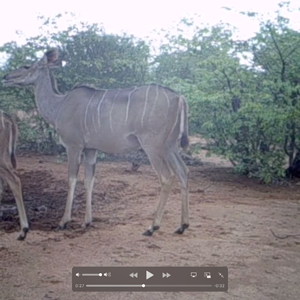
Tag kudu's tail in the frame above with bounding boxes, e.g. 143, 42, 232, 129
179, 96, 189, 151
10, 120, 18, 169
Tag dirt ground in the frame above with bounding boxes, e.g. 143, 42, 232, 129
0, 151, 300, 300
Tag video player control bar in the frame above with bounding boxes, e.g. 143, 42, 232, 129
72, 266, 228, 292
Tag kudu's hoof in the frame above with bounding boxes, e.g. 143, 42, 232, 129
83, 223, 91, 229
55, 223, 68, 231
143, 230, 153, 236
174, 223, 189, 234
17, 227, 29, 241
82, 222, 94, 229
142, 226, 160, 236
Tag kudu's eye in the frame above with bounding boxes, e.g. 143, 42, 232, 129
24, 65, 30, 69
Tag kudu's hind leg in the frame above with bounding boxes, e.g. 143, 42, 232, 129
167, 150, 190, 234
142, 149, 175, 236
59, 148, 82, 229
83, 149, 97, 228
0, 168, 29, 240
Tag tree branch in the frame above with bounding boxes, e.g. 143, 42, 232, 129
285, 40, 300, 59
252, 46, 272, 74
222, 69, 233, 94
267, 25, 286, 82
284, 135, 291, 157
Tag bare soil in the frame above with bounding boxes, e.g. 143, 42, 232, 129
0, 152, 300, 300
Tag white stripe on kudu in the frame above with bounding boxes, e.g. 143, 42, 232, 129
109, 90, 121, 133
141, 85, 151, 127
97, 90, 108, 129
84, 91, 97, 133
148, 84, 159, 123
125, 87, 138, 124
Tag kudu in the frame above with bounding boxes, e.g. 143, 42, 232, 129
2, 49, 190, 236
0, 110, 29, 240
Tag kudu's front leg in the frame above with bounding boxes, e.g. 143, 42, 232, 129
0, 169, 29, 240
59, 148, 82, 229
83, 149, 97, 228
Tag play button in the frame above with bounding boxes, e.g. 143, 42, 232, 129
146, 270, 154, 280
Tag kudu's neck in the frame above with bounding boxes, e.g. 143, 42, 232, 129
34, 68, 63, 127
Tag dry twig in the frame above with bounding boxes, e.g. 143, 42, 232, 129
270, 229, 300, 239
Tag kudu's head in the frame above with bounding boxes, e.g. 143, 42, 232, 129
2, 49, 60, 87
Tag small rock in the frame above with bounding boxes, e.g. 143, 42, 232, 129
34, 205, 47, 213
272, 255, 281, 260
0, 206, 17, 215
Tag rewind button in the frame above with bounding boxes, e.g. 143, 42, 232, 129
129, 272, 138, 278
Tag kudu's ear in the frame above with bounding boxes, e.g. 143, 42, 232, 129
40, 49, 60, 67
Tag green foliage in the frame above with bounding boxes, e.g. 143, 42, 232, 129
1, 3, 300, 183
55, 23, 150, 91
0, 15, 150, 154
152, 3, 300, 183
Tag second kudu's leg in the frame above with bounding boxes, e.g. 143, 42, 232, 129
0, 168, 29, 240
59, 148, 82, 229
142, 149, 175, 236
167, 149, 190, 234
83, 149, 97, 228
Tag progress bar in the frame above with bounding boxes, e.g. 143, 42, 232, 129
87, 285, 145, 288
86, 284, 213, 288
